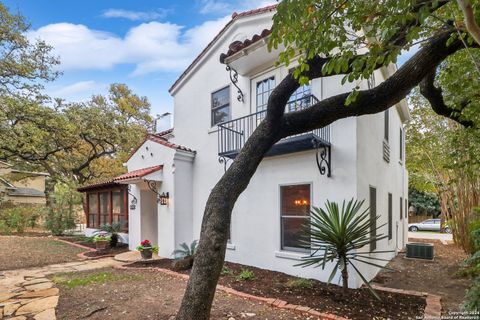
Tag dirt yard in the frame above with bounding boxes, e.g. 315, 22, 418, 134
54, 268, 313, 320
373, 238, 471, 314
129, 259, 425, 319
0, 235, 84, 271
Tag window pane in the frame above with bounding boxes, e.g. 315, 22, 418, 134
282, 217, 308, 251
89, 214, 97, 228
112, 191, 122, 214
256, 76, 275, 113
281, 185, 310, 216
88, 194, 98, 214
212, 87, 229, 109
212, 105, 230, 125
100, 192, 109, 225
211, 87, 230, 126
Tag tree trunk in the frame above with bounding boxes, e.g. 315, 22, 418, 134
175, 121, 283, 320
341, 266, 349, 293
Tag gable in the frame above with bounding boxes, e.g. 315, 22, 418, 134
169, 4, 276, 95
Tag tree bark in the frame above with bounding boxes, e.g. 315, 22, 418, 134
175, 32, 466, 320
341, 266, 349, 293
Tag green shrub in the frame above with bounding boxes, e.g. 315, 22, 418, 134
236, 269, 255, 281
286, 278, 314, 289
0, 205, 43, 233
172, 240, 198, 260
44, 207, 76, 236
462, 276, 480, 312
221, 266, 232, 275
44, 182, 80, 236
0, 220, 12, 234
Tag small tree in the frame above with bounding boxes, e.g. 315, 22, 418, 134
297, 199, 392, 298
44, 182, 80, 235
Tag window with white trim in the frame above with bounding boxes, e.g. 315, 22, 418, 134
280, 184, 310, 252
211, 86, 230, 126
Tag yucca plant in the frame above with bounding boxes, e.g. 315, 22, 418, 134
94, 221, 124, 247
173, 240, 198, 259
297, 199, 393, 299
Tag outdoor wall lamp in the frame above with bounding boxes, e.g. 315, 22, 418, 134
159, 192, 169, 206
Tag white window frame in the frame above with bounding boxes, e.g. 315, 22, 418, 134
279, 182, 312, 253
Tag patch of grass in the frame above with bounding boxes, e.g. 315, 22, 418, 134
52, 271, 143, 289
287, 278, 315, 289
221, 266, 232, 275
236, 269, 255, 281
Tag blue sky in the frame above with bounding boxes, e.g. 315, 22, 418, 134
4, 0, 273, 116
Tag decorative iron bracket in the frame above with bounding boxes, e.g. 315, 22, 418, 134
312, 139, 331, 177
145, 179, 161, 203
226, 65, 244, 102
127, 185, 138, 210
218, 156, 232, 173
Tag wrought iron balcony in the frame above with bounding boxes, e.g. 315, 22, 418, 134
217, 94, 331, 173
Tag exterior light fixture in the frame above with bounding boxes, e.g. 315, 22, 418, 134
159, 192, 169, 206
294, 199, 309, 206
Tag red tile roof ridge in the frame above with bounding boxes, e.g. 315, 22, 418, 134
220, 28, 272, 63
114, 165, 163, 181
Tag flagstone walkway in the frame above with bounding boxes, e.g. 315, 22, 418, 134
0, 257, 122, 320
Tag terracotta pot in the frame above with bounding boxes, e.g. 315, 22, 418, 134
95, 240, 109, 250
140, 247, 153, 260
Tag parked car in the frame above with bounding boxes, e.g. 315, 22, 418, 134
408, 219, 451, 233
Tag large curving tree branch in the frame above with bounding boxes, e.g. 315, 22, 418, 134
280, 32, 466, 137
419, 69, 474, 127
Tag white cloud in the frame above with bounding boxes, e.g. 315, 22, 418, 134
47, 80, 108, 101
27, 16, 230, 76
102, 8, 171, 21
198, 0, 232, 14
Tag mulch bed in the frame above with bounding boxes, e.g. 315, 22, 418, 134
128, 259, 426, 319
82, 244, 129, 258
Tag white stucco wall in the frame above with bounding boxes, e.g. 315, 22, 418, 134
124, 10, 409, 289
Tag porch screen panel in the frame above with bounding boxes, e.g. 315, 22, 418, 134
99, 192, 109, 226
87, 193, 98, 228
112, 190, 127, 229
280, 184, 310, 252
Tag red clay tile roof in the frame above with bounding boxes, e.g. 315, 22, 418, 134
156, 128, 174, 137
219, 28, 272, 63
168, 4, 277, 94
77, 179, 119, 192
146, 134, 195, 153
114, 165, 163, 182
125, 133, 195, 162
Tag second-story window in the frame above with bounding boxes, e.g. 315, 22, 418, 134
256, 76, 276, 115
288, 83, 311, 112
211, 86, 230, 126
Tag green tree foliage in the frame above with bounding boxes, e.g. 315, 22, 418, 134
0, 3, 153, 185
409, 188, 441, 216
44, 181, 80, 235
0, 84, 153, 185
0, 2, 59, 95
407, 92, 480, 252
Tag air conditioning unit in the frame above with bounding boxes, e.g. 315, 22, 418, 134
406, 242, 434, 260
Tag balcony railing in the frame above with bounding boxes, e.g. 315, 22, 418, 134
218, 94, 330, 158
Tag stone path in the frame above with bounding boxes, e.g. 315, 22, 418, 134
0, 258, 122, 320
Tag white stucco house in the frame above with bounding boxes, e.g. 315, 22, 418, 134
80, 4, 410, 288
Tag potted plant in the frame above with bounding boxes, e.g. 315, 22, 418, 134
94, 234, 111, 250
94, 222, 124, 247
136, 239, 158, 260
